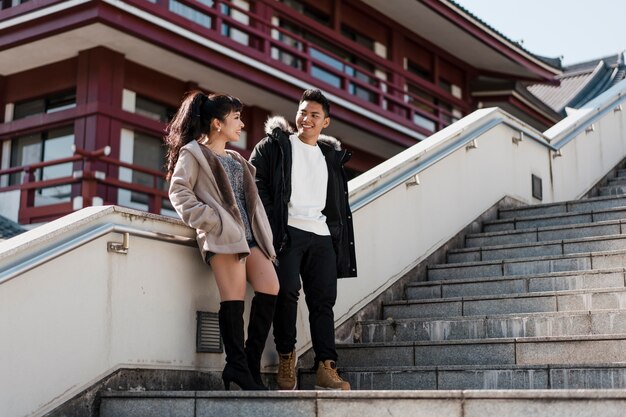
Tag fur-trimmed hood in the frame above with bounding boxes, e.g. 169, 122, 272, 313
264, 115, 342, 151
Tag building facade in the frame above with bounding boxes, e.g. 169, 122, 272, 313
0, 0, 561, 225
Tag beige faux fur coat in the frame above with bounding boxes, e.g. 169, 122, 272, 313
169, 139, 276, 263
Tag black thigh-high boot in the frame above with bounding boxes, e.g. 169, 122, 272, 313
245, 292, 278, 387
219, 300, 266, 390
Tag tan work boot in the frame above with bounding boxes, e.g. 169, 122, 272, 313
315, 360, 350, 390
276, 350, 297, 390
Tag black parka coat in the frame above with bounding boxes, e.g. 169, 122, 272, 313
249, 116, 357, 278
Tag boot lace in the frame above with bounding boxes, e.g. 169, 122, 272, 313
279, 353, 294, 379
325, 363, 345, 382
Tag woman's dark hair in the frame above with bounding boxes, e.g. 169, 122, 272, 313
300, 88, 330, 117
165, 91, 243, 180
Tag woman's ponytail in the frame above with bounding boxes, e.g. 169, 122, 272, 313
164, 91, 243, 180
164, 91, 209, 180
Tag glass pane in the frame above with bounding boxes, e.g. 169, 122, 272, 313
13, 99, 45, 120
131, 133, 166, 205
271, 47, 303, 69
13, 90, 76, 120
310, 47, 344, 72
349, 84, 376, 103
10, 133, 42, 185
135, 95, 175, 123
311, 65, 341, 88
170, 0, 214, 28
413, 113, 436, 133
38, 127, 74, 204
47, 91, 77, 113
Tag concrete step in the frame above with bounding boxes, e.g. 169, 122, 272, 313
484, 206, 626, 232
334, 334, 626, 367
99, 390, 626, 417
299, 364, 626, 390
607, 177, 626, 185
448, 234, 626, 264
466, 219, 625, 248
427, 249, 626, 281
404, 286, 626, 318
498, 195, 626, 219
600, 185, 626, 196
407, 269, 626, 300
356, 310, 626, 343
384, 287, 626, 319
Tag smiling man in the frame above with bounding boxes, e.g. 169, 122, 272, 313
250, 89, 357, 390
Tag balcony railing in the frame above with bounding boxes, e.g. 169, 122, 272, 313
128, 0, 468, 135
1, 0, 469, 135
0, 146, 169, 224
2, 0, 469, 137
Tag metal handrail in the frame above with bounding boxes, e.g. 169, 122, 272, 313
0, 223, 196, 285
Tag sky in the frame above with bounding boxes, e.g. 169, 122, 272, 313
453, 0, 626, 66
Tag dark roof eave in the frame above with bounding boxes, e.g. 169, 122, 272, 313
426, 0, 562, 80
472, 84, 562, 123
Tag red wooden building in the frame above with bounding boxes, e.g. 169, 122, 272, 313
0, 0, 561, 225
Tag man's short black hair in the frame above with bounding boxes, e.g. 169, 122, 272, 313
300, 89, 331, 117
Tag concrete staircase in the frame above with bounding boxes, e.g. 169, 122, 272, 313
296, 170, 626, 391
98, 169, 626, 416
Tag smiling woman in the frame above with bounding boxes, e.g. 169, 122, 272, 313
165, 90, 279, 391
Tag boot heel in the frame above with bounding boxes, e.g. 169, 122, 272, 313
223, 376, 231, 391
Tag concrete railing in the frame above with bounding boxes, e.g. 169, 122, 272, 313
0, 206, 227, 417
335, 78, 626, 333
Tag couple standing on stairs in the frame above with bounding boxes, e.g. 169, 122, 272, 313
166, 88, 357, 391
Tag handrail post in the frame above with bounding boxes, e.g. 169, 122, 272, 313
74, 146, 110, 208
18, 168, 36, 223
81, 156, 97, 208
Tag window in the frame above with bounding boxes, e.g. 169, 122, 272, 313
341, 26, 375, 51
10, 0, 31, 6
406, 85, 436, 133
135, 95, 176, 123
13, 90, 76, 121
170, 0, 214, 28
439, 78, 463, 100
278, 0, 331, 26
220, 0, 250, 45
272, 13, 381, 103
130, 132, 168, 206
407, 61, 431, 82
9, 126, 74, 205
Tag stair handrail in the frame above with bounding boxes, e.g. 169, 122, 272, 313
0, 223, 196, 286
349, 78, 626, 212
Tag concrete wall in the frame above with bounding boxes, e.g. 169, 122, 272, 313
0, 207, 228, 417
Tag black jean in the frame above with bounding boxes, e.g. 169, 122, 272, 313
273, 226, 338, 364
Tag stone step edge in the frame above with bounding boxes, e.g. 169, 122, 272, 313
336, 333, 626, 348
385, 285, 626, 307
449, 233, 626, 256
299, 363, 626, 374
358, 308, 626, 327
98, 389, 626, 400
497, 194, 626, 215
408, 267, 626, 288
606, 177, 626, 184
468, 218, 626, 241
428, 248, 626, 271
486, 205, 626, 227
